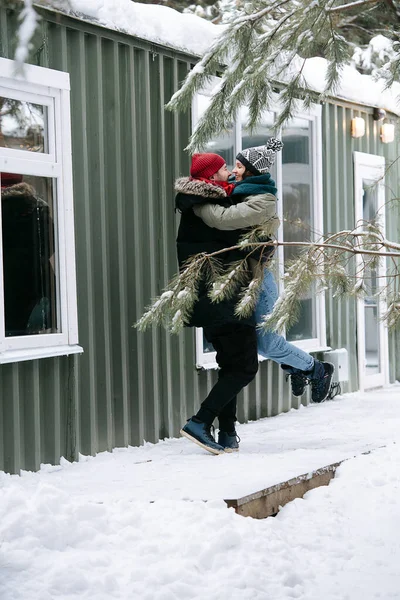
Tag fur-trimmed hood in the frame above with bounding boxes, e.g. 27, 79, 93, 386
175, 176, 229, 214
1, 182, 49, 212
175, 177, 227, 199
1, 182, 36, 198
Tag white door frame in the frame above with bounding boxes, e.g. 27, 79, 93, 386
353, 151, 389, 390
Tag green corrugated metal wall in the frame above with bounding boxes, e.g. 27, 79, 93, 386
0, 6, 399, 474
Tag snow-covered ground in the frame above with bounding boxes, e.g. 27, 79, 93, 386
1, 385, 400, 600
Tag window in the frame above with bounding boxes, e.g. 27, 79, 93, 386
279, 114, 326, 350
353, 152, 389, 390
193, 86, 326, 368
0, 57, 82, 363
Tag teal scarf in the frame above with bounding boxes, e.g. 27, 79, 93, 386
232, 173, 277, 197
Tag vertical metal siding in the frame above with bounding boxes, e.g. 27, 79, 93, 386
0, 6, 399, 474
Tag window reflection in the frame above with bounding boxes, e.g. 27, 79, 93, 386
0, 97, 47, 153
203, 337, 215, 354
205, 128, 235, 169
282, 119, 316, 342
1, 173, 58, 336
241, 110, 275, 151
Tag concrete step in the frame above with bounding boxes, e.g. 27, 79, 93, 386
224, 447, 385, 518
224, 461, 341, 519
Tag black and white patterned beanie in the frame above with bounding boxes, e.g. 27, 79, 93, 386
236, 138, 284, 175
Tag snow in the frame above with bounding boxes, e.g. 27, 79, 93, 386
352, 35, 396, 75
302, 56, 400, 116
51, 0, 224, 57
1, 385, 400, 599
370, 34, 394, 54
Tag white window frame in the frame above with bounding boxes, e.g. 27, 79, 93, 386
276, 105, 327, 353
0, 57, 82, 363
193, 86, 327, 368
353, 151, 389, 390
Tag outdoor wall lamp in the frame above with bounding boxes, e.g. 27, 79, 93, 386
380, 122, 395, 143
351, 117, 365, 138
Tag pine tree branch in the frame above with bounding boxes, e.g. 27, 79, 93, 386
196, 239, 400, 260
335, 4, 380, 27
138, 224, 400, 334
232, 0, 294, 25
383, 0, 400, 19
328, 0, 381, 13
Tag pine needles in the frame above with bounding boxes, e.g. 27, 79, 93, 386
136, 254, 206, 334
136, 218, 400, 335
166, 0, 400, 150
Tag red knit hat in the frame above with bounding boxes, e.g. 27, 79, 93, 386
1, 172, 23, 187
190, 153, 225, 180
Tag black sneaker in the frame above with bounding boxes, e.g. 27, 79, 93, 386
288, 372, 309, 397
310, 362, 335, 403
218, 431, 240, 453
180, 418, 225, 455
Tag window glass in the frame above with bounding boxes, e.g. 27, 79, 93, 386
203, 337, 215, 354
282, 118, 317, 342
241, 109, 275, 150
0, 97, 48, 153
205, 129, 235, 169
362, 178, 381, 375
1, 173, 59, 336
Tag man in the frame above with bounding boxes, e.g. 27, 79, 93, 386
175, 153, 278, 454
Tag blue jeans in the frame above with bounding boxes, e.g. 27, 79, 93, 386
255, 269, 314, 373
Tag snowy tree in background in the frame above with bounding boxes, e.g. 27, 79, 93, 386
167, 0, 400, 151
139, 0, 241, 23
138, 0, 209, 12
183, 0, 241, 23
353, 35, 398, 77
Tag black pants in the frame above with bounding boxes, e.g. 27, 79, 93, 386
195, 323, 258, 432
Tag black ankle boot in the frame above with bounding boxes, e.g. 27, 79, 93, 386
309, 361, 335, 403
218, 431, 240, 452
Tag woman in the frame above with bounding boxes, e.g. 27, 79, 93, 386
234, 143, 334, 402
196, 140, 335, 406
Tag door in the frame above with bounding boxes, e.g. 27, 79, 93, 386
353, 151, 389, 390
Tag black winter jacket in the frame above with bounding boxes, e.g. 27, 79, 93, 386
175, 177, 254, 328
2, 182, 55, 335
